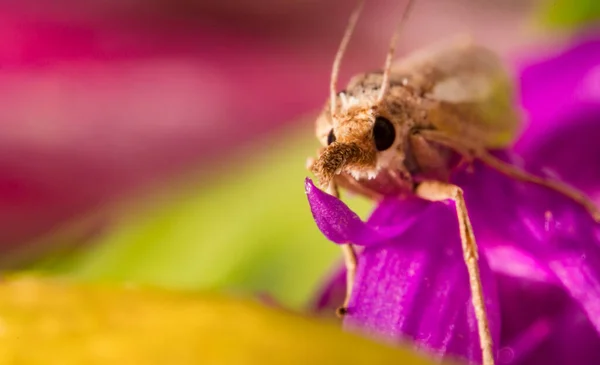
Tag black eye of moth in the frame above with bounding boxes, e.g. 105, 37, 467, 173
327, 129, 336, 145
373, 117, 395, 151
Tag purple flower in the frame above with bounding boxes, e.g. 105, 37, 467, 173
305, 35, 600, 365
515, 35, 600, 199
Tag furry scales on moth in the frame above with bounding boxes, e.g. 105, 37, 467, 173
312, 39, 521, 195
306, 1, 600, 365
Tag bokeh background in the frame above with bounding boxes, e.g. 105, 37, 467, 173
0, 0, 598, 311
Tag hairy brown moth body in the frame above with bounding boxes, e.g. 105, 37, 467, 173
306, 1, 600, 365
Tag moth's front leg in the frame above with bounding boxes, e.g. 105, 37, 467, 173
337, 242, 358, 317
306, 156, 359, 318
325, 181, 359, 318
414, 180, 494, 365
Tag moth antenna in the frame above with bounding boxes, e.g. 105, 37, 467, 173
330, 0, 365, 118
377, 0, 417, 102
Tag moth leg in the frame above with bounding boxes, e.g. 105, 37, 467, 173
475, 150, 600, 222
307, 157, 369, 316
418, 129, 600, 222
325, 180, 359, 318
415, 180, 494, 365
338, 242, 358, 317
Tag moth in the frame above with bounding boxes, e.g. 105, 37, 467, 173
306, 1, 600, 365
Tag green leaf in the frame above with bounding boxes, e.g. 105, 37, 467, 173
0, 276, 444, 365
537, 0, 600, 29
30, 124, 372, 310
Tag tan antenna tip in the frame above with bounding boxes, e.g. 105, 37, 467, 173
330, 0, 365, 118
378, 0, 417, 102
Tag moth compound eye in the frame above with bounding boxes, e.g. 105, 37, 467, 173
327, 129, 336, 145
373, 117, 395, 151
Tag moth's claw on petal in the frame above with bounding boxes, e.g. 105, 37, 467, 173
336, 306, 348, 318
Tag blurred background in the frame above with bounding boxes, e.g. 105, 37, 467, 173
0, 0, 598, 310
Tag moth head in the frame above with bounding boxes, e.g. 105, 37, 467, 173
312, 0, 415, 188
312, 102, 401, 187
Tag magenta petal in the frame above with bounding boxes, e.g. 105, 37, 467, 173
308, 153, 600, 364
306, 177, 502, 363
516, 36, 600, 137
529, 231, 600, 338
497, 274, 600, 365
305, 178, 427, 246
343, 200, 500, 364
518, 105, 600, 199
450, 154, 600, 364
310, 263, 347, 315
514, 36, 600, 198
314, 263, 600, 365
453, 154, 600, 353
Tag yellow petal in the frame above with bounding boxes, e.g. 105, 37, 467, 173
0, 276, 446, 365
